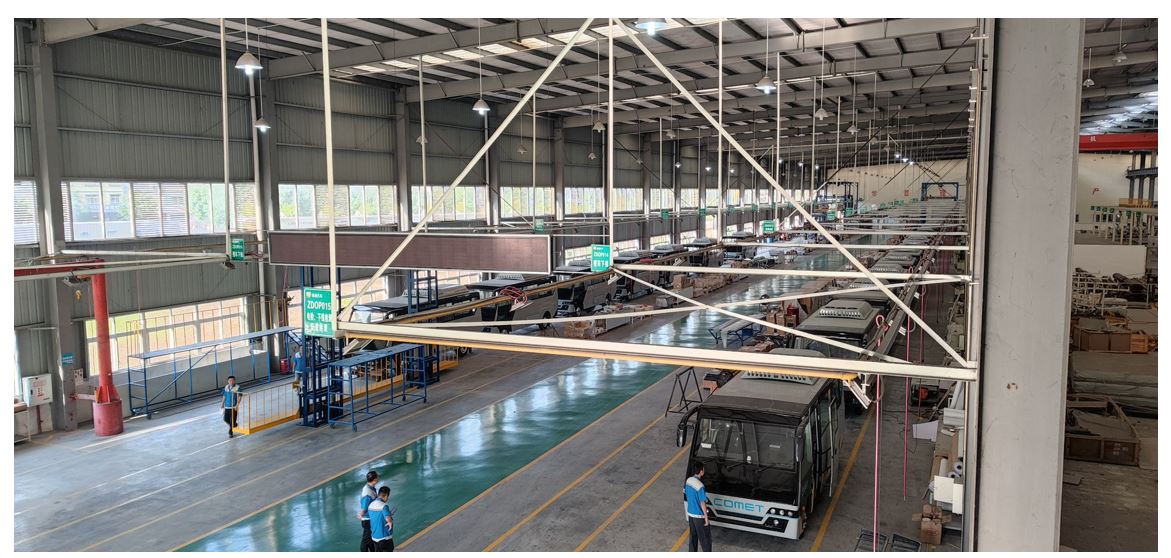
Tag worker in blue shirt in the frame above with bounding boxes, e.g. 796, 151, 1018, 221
367, 486, 396, 552
684, 461, 712, 552
221, 376, 240, 438
357, 470, 380, 552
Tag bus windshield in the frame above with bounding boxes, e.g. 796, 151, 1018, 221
695, 418, 796, 470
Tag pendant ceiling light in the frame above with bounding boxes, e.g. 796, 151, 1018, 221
517, 144, 528, 155
235, 18, 263, 75
252, 25, 271, 132
894, 152, 901, 159
1083, 39, 1095, 88
756, 21, 774, 94
593, 120, 606, 132
847, 124, 859, 134
755, 75, 776, 95
473, 23, 489, 115
634, 18, 669, 36
814, 107, 831, 120
1112, 19, 1127, 64
588, 152, 597, 160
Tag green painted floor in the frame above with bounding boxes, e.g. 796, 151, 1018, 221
181, 250, 847, 552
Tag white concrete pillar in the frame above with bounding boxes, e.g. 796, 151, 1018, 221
974, 18, 1082, 551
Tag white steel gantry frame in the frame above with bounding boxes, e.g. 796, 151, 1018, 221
328, 18, 979, 386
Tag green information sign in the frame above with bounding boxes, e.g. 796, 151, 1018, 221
826, 210, 838, 221
230, 238, 246, 261
302, 287, 335, 338
660, 209, 670, 221
699, 207, 707, 216
845, 208, 855, 217
751, 204, 758, 211
534, 218, 545, 233
880, 203, 887, 209
590, 244, 612, 273
762, 220, 776, 234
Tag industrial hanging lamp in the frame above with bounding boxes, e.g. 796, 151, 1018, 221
756, 21, 775, 94
252, 25, 271, 132
472, 23, 490, 115
634, 18, 669, 36
593, 119, 606, 132
235, 18, 263, 75
755, 75, 776, 95
1112, 19, 1127, 64
847, 123, 859, 135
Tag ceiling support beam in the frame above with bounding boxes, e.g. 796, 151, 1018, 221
413, 20, 978, 104
269, 18, 590, 79
564, 71, 973, 127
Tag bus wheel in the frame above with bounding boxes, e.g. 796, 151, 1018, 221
799, 509, 808, 538
500, 326, 512, 334
538, 312, 551, 330
458, 347, 471, 357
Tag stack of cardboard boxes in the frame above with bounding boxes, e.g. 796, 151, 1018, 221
562, 320, 596, 339
911, 504, 952, 546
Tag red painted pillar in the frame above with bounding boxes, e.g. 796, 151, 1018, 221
91, 271, 124, 436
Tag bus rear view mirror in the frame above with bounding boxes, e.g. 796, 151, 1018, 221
676, 421, 689, 447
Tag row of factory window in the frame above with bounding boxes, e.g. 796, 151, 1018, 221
14, 179, 792, 244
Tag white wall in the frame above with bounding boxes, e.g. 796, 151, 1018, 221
1071, 244, 1147, 276
830, 158, 968, 207
834, 153, 1141, 220
1075, 153, 1141, 230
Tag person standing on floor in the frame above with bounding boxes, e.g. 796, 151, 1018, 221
367, 486, 396, 552
357, 470, 380, 552
221, 376, 240, 438
684, 461, 712, 552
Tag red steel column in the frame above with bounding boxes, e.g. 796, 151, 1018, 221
91, 271, 124, 436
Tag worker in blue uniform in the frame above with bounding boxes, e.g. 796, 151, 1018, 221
357, 470, 380, 551
367, 486, 396, 551
221, 376, 239, 438
684, 461, 712, 552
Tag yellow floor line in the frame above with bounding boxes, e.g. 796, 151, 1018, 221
669, 529, 690, 552
399, 376, 678, 550
575, 445, 689, 551
482, 408, 670, 551
810, 406, 875, 552
20, 357, 516, 549
81, 359, 528, 553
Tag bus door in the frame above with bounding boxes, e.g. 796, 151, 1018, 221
814, 387, 837, 500
798, 418, 814, 512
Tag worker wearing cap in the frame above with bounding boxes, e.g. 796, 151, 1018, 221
357, 470, 379, 551
367, 486, 396, 552
684, 461, 712, 552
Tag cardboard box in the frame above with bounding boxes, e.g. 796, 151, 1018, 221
919, 518, 942, 545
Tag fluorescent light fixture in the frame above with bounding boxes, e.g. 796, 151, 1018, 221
235, 52, 262, 75
253, 117, 271, 132
635, 18, 669, 36
755, 75, 776, 94
473, 98, 490, 115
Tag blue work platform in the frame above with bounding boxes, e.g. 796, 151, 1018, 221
127, 326, 298, 418
325, 343, 429, 431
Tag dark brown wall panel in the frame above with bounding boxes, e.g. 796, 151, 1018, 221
268, 231, 551, 274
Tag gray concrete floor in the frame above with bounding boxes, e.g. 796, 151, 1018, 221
1059, 418, 1158, 552
14, 256, 956, 552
